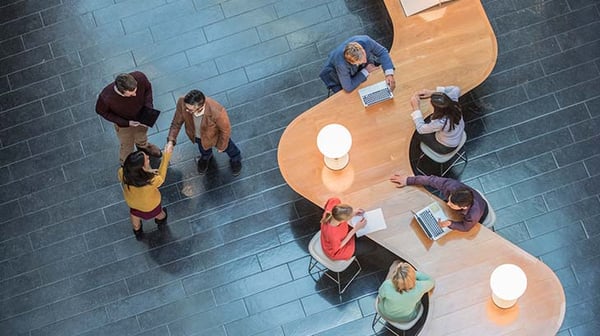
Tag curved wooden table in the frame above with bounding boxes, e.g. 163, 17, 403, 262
277, 0, 565, 334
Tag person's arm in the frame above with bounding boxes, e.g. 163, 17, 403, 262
365, 37, 394, 73
364, 36, 395, 90
134, 71, 154, 108
167, 98, 186, 146
415, 271, 435, 292
213, 101, 232, 152
96, 96, 129, 127
150, 149, 173, 188
410, 109, 445, 134
336, 63, 367, 92
339, 217, 366, 248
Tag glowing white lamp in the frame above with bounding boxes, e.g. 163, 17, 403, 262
490, 264, 527, 308
317, 124, 352, 170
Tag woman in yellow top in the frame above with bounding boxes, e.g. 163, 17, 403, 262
118, 143, 173, 238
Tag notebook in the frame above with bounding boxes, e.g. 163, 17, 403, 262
137, 106, 161, 127
349, 208, 387, 237
358, 81, 393, 107
412, 202, 451, 240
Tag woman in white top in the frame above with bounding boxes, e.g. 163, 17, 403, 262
409, 86, 464, 154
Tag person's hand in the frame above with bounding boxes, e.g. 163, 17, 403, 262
355, 208, 365, 217
164, 141, 174, 154
417, 89, 435, 99
390, 171, 411, 187
129, 120, 141, 127
438, 219, 452, 228
365, 63, 378, 73
385, 75, 396, 91
410, 94, 420, 110
355, 217, 367, 230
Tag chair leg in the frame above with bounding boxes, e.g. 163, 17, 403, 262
415, 152, 427, 175
441, 149, 468, 177
372, 312, 380, 330
338, 259, 361, 294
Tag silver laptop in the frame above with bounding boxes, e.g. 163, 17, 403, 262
412, 202, 451, 240
358, 81, 393, 107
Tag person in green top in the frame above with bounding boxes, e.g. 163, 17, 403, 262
377, 261, 435, 323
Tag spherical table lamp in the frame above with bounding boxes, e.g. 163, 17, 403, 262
490, 264, 527, 308
317, 124, 352, 170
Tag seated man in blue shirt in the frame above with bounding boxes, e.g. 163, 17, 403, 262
319, 35, 396, 93
390, 173, 488, 231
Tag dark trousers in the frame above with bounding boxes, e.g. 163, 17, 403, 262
196, 137, 241, 162
417, 132, 457, 154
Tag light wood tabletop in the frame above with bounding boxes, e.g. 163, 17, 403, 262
277, 0, 565, 334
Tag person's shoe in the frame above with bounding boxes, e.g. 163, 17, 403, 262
133, 225, 144, 240
155, 208, 168, 227
197, 157, 210, 175
137, 144, 162, 158
231, 160, 242, 177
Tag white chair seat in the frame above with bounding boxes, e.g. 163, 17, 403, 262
372, 296, 424, 335
308, 232, 361, 294
417, 131, 468, 176
476, 190, 496, 231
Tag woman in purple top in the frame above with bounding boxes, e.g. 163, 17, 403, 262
390, 173, 488, 231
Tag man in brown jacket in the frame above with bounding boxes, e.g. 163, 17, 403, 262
167, 90, 242, 176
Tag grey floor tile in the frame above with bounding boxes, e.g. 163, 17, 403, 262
1, 1, 599, 335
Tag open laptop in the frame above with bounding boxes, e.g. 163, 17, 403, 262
412, 202, 451, 240
358, 80, 393, 107
137, 106, 161, 127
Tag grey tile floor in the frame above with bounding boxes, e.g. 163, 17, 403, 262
0, 0, 599, 335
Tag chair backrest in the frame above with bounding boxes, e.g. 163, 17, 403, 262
374, 296, 424, 330
476, 190, 496, 229
308, 232, 354, 272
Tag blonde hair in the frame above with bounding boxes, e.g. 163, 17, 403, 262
344, 42, 363, 63
321, 204, 354, 224
392, 262, 417, 293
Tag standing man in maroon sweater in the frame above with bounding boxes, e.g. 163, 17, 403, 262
96, 72, 162, 164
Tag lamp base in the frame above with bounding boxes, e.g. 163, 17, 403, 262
324, 154, 349, 170
492, 293, 517, 308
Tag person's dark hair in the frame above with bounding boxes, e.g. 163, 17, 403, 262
184, 89, 205, 106
115, 73, 137, 93
122, 151, 155, 189
449, 188, 474, 208
430, 92, 462, 131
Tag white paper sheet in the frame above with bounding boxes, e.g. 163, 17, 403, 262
349, 208, 387, 237
400, 0, 454, 17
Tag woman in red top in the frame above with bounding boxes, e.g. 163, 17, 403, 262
320, 197, 372, 260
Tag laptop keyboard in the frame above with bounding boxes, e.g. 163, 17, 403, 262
362, 87, 392, 106
419, 209, 444, 238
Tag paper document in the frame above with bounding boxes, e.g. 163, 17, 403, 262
349, 208, 387, 237
400, 0, 454, 17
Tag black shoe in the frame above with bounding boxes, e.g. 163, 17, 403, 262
197, 157, 210, 175
231, 160, 242, 177
133, 225, 144, 240
155, 208, 168, 227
